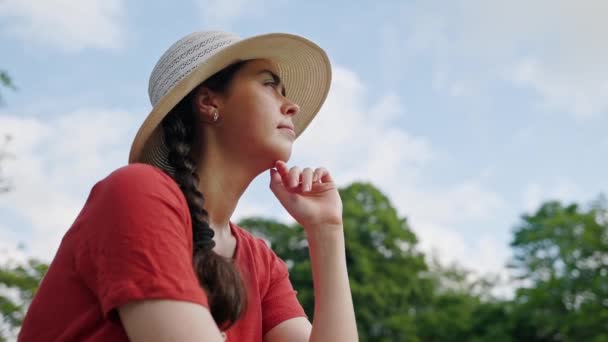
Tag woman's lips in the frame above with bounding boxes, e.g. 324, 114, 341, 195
278, 126, 296, 136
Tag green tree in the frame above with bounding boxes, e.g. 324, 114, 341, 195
0, 69, 43, 340
509, 197, 608, 341
415, 259, 515, 342
241, 182, 434, 341
0, 134, 13, 194
0, 71, 16, 103
0, 70, 16, 193
0, 258, 48, 341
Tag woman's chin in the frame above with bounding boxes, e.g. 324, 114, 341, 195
268, 147, 292, 167
279, 145, 293, 162
270, 139, 293, 159
254, 140, 293, 169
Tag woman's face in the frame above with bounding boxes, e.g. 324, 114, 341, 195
208, 59, 300, 168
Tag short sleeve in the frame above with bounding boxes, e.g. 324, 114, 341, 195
261, 245, 307, 335
74, 164, 208, 319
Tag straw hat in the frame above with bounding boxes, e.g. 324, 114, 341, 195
128, 30, 332, 170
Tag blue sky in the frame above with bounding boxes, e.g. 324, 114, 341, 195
1, 0, 607, 293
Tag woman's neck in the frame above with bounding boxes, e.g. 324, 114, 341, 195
195, 147, 261, 239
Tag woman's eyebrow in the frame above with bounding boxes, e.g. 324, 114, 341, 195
258, 69, 286, 97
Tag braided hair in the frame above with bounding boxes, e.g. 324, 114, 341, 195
161, 61, 248, 329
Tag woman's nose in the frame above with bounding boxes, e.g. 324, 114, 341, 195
282, 99, 300, 117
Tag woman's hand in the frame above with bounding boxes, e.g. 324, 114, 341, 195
269, 160, 343, 231
269, 161, 358, 342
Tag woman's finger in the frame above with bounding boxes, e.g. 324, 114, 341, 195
274, 161, 293, 187
301, 167, 314, 192
288, 166, 301, 189
312, 168, 323, 183
275, 160, 289, 177
313, 167, 332, 184
275, 161, 334, 191
269, 168, 288, 197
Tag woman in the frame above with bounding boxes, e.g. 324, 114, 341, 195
19, 31, 358, 341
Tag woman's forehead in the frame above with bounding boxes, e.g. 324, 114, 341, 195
243, 59, 280, 75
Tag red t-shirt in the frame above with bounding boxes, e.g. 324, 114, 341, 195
19, 164, 306, 341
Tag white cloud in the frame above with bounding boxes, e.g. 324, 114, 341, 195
417, 222, 508, 275
0, 223, 28, 264
234, 64, 509, 282
522, 181, 585, 213
390, 0, 608, 117
0, 109, 136, 259
432, 70, 477, 98
400, 181, 505, 226
197, 0, 286, 29
296, 66, 433, 187
509, 57, 608, 119
290, 65, 507, 277
0, 0, 127, 51
415, 222, 514, 297
0, 63, 506, 282
297, 66, 503, 225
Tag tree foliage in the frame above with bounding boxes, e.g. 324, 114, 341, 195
0, 258, 48, 340
0, 70, 15, 193
509, 197, 608, 341
242, 183, 433, 341
1, 179, 607, 341
0, 135, 13, 194
0, 71, 16, 104
414, 260, 513, 342
242, 185, 608, 341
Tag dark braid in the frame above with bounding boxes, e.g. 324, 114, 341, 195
161, 61, 249, 330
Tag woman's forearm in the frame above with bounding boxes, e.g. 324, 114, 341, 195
306, 226, 358, 342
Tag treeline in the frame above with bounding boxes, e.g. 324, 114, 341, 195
1, 182, 607, 341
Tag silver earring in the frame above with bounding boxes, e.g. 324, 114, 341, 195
212, 110, 219, 122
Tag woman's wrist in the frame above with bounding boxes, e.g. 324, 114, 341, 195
304, 225, 345, 251
304, 223, 343, 237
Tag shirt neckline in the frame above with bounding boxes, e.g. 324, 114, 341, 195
228, 221, 240, 261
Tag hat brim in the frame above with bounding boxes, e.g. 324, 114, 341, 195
129, 33, 332, 165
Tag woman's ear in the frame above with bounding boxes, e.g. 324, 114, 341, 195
192, 87, 221, 122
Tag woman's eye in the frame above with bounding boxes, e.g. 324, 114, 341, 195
263, 79, 285, 96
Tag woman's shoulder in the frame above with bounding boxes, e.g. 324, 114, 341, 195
84, 163, 186, 212
104, 163, 172, 184
65, 164, 190, 258
97, 163, 179, 194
